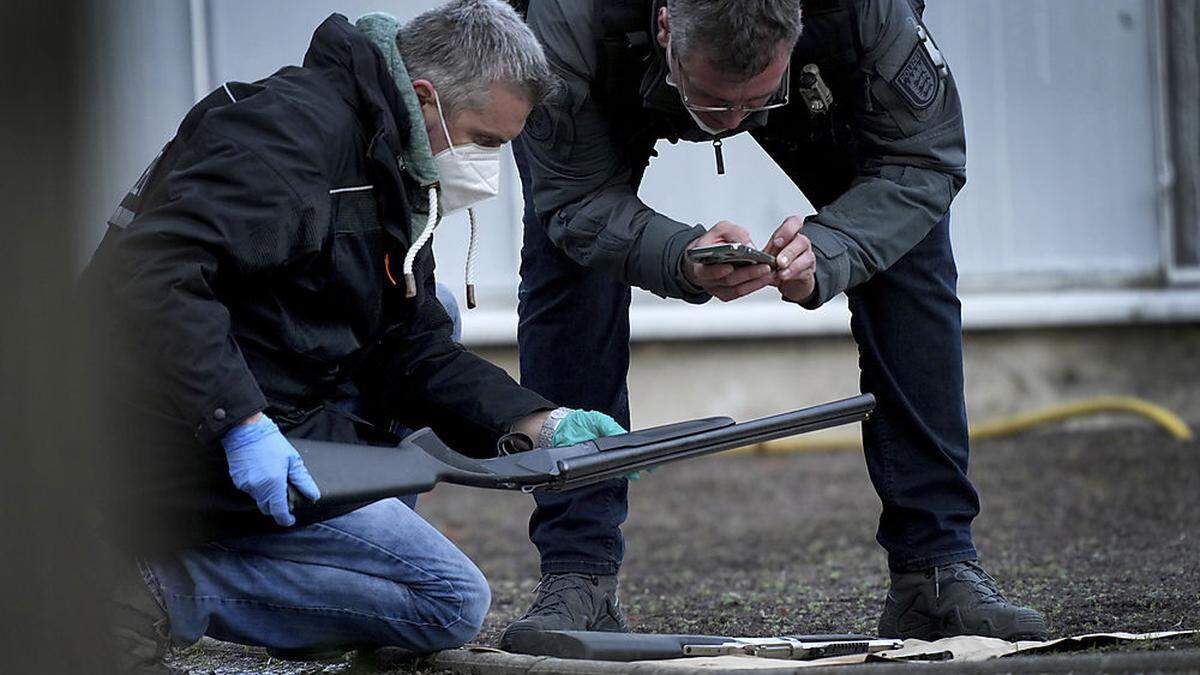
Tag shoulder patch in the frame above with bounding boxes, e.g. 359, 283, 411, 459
891, 42, 939, 110
524, 104, 554, 143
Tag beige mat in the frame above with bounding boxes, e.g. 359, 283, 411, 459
437, 631, 1196, 673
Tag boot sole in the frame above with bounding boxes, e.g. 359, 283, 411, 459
881, 610, 1049, 643
498, 626, 534, 653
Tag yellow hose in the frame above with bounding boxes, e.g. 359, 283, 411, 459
732, 396, 1194, 456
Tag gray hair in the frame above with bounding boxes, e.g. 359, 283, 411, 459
397, 0, 555, 114
667, 0, 804, 78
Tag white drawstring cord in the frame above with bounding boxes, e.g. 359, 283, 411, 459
403, 186, 439, 297
465, 207, 478, 309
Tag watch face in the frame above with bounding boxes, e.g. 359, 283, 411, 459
538, 407, 572, 447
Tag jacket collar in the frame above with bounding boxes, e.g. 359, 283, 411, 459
302, 14, 439, 246
353, 12, 439, 189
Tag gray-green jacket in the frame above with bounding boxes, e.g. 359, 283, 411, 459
517, 0, 966, 307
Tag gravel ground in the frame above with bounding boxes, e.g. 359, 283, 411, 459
171, 424, 1200, 673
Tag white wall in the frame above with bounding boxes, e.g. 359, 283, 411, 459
76, 1, 196, 262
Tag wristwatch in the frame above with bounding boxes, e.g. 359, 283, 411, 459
538, 407, 573, 448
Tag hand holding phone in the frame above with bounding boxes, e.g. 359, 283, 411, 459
686, 242, 778, 269
682, 222, 775, 302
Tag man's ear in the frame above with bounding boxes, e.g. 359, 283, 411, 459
656, 6, 669, 49
411, 78, 444, 148
412, 78, 435, 106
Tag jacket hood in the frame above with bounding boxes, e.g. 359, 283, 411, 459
303, 14, 411, 164
353, 12, 439, 189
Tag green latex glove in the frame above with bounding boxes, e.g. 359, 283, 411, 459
551, 409, 626, 446
551, 410, 652, 481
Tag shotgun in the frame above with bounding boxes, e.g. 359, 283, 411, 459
288, 394, 875, 511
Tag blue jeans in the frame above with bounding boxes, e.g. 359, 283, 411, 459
150, 498, 490, 653
514, 142, 979, 574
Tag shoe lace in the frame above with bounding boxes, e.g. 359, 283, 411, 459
938, 561, 1009, 605
522, 573, 598, 620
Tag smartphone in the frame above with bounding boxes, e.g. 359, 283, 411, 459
686, 243, 777, 269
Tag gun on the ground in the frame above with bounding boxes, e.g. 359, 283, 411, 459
501, 630, 902, 661
683, 635, 904, 660
289, 394, 874, 511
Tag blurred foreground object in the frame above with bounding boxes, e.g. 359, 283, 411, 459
0, 1, 116, 672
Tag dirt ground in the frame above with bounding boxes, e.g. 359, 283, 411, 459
172, 424, 1200, 673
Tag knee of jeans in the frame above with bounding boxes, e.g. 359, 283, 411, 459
443, 563, 491, 647
373, 566, 490, 652
405, 565, 490, 651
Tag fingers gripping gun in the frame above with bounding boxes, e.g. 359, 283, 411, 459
287, 394, 875, 511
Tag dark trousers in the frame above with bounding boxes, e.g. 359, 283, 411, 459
513, 143, 979, 574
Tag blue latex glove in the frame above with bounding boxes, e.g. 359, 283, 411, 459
221, 414, 321, 526
551, 410, 651, 481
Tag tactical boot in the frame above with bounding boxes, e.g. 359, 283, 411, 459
108, 560, 178, 674
878, 560, 1049, 642
499, 573, 630, 652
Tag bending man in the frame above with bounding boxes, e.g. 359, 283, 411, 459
505, 0, 1048, 645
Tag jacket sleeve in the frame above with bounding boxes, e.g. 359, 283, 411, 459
110, 128, 327, 444
520, 0, 709, 302
797, 0, 967, 308
360, 252, 555, 456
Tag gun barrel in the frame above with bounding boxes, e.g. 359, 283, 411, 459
545, 393, 875, 491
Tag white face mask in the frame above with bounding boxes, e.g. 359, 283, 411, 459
664, 40, 728, 136
431, 89, 502, 216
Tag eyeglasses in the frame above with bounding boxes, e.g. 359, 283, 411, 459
667, 51, 791, 114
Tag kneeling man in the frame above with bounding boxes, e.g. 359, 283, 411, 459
83, 1, 622, 670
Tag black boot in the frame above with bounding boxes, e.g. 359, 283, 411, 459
499, 573, 629, 652
878, 560, 1049, 642
108, 560, 178, 674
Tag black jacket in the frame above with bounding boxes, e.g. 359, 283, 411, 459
81, 15, 552, 548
